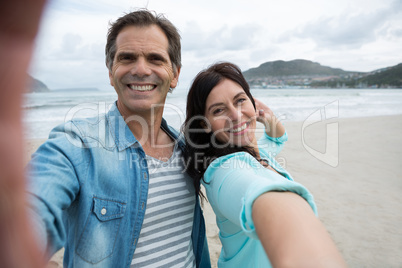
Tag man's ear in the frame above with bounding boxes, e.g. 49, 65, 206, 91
109, 70, 114, 87
200, 120, 212, 133
170, 66, 181, 89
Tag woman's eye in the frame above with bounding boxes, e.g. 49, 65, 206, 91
213, 108, 223, 115
237, 98, 247, 104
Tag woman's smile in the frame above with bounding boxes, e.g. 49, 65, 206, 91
226, 121, 250, 135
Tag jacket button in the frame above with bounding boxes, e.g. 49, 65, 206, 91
101, 208, 107, 215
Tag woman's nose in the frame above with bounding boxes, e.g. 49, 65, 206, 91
228, 106, 241, 121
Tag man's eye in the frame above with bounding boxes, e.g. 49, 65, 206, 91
119, 55, 133, 61
150, 56, 164, 63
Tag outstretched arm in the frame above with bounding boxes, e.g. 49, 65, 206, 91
253, 192, 347, 267
0, 0, 47, 267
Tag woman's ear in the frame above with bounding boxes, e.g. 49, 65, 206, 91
200, 120, 212, 133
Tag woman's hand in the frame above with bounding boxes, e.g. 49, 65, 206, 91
254, 98, 286, 138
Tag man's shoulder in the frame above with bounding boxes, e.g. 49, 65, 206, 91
61, 102, 120, 138
44, 112, 113, 151
53, 113, 107, 137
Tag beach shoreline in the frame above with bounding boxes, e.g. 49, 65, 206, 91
25, 115, 402, 267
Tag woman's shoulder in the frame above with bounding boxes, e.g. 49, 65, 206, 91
203, 152, 260, 183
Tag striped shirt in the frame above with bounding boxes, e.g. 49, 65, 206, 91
131, 143, 196, 268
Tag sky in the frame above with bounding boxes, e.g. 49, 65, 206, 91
30, 0, 402, 91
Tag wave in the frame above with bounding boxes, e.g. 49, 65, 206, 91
23, 101, 76, 110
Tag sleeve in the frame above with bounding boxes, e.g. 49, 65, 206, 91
203, 152, 316, 240
25, 121, 88, 257
257, 131, 288, 158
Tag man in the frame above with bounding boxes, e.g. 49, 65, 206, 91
26, 10, 210, 267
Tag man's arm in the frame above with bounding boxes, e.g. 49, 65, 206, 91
0, 0, 47, 267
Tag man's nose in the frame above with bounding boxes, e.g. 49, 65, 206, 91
131, 58, 151, 77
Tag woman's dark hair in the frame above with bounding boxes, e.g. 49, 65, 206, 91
183, 62, 257, 198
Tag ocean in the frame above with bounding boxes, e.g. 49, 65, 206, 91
23, 88, 402, 140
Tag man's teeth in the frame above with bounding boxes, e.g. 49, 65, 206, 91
229, 123, 247, 133
129, 85, 154, 91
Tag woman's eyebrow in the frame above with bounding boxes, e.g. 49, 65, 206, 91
207, 92, 246, 112
207, 102, 224, 113
233, 92, 247, 99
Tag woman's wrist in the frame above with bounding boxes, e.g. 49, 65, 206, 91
264, 115, 285, 138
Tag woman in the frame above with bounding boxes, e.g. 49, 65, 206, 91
183, 62, 346, 267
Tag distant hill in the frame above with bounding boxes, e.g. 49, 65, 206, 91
26, 75, 49, 93
243, 59, 401, 88
25, 76, 100, 93
358, 63, 402, 88
243, 59, 357, 79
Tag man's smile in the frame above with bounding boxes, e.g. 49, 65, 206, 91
128, 84, 156, 91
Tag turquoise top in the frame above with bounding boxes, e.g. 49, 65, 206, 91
203, 132, 317, 267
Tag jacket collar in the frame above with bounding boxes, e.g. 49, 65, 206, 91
106, 102, 183, 152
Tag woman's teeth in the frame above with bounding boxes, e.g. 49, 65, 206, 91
228, 123, 247, 133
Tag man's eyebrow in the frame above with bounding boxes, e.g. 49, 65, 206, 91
115, 51, 136, 59
147, 52, 168, 62
115, 51, 169, 63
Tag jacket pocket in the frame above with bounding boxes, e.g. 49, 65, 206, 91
76, 196, 127, 264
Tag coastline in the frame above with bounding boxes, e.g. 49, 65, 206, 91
25, 115, 402, 267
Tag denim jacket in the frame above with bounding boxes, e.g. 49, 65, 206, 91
27, 103, 211, 268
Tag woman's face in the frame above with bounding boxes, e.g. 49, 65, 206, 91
204, 78, 257, 147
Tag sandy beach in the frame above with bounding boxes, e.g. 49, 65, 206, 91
25, 115, 402, 267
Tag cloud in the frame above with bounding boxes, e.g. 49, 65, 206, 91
31, 0, 402, 90
61, 33, 82, 54
47, 0, 134, 15
281, 0, 402, 49
298, 14, 384, 48
182, 21, 261, 55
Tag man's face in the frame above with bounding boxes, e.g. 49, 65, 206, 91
109, 25, 180, 117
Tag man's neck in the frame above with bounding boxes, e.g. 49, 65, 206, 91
116, 102, 174, 160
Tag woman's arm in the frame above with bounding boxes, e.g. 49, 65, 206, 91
254, 98, 286, 138
253, 191, 347, 267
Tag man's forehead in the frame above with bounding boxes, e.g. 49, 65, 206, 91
116, 25, 167, 43
115, 25, 169, 54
